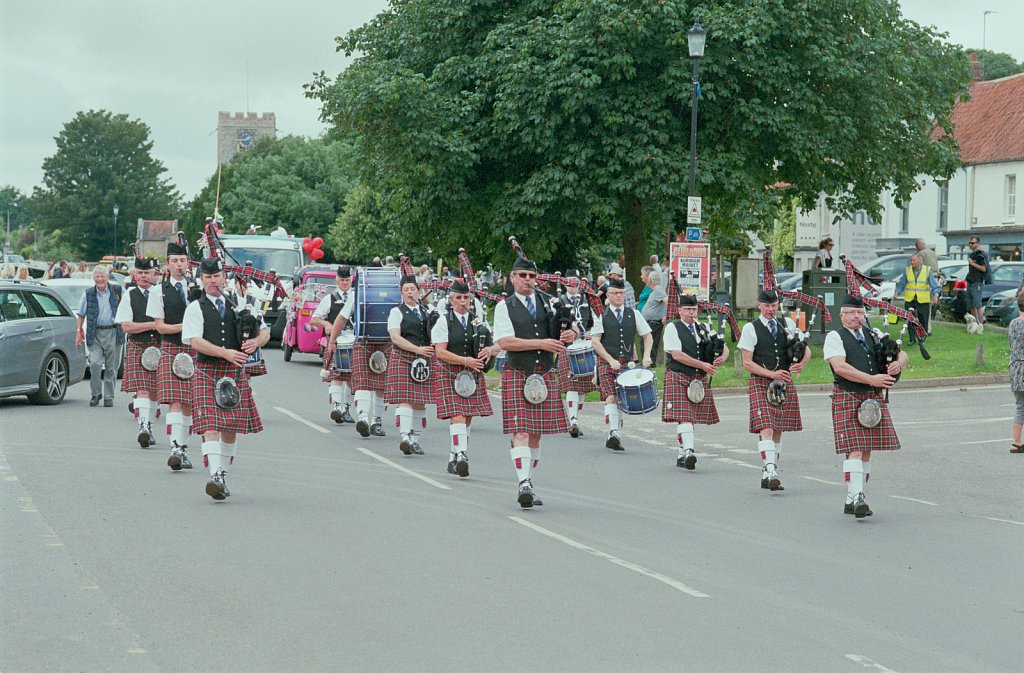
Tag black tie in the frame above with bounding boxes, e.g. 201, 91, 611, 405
615, 309, 623, 323
176, 282, 185, 303
143, 289, 149, 298
689, 323, 698, 340
856, 330, 869, 352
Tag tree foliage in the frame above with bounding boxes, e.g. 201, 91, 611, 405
30, 110, 181, 260
0, 186, 32, 237
307, 0, 970, 289
966, 49, 1024, 81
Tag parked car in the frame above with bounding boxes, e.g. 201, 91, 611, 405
41, 278, 126, 379
876, 259, 968, 303
983, 288, 1020, 326
0, 279, 87, 404
940, 261, 1024, 322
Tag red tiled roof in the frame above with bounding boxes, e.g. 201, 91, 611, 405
934, 73, 1024, 165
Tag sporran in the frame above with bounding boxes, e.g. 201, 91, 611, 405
766, 379, 787, 406
523, 373, 549, 405
171, 352, 195, 379
368, 350, 388, 374
686, 378, 706, 404
857, 398, 882, 428
141, 346, 162, 372
214, 376, 241, 409
409, 357, 431, 383
453, 370, 477, 398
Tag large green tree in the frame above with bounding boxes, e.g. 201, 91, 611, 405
30, 110, 181, 260
307, 0, 969, 291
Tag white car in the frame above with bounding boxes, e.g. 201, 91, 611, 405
40, 278, 127, 379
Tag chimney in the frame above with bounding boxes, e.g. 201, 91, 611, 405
969, 53, 984, 82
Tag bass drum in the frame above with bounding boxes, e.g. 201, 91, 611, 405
354, 267, 402, 341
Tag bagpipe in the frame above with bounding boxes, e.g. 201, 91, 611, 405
194, 218, 287, 300
398, 255, 440, 336
762, 246, 832, 326
507, 236, 584, 335
664, 262, 740, 342
457, 248, 506, 304
163, 232, 204, 302
840, 255, 931, 360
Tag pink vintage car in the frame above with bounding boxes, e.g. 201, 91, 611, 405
282, 265, 338, 361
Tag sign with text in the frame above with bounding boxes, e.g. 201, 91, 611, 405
687, 196, 702, 224
669, 242, 711, 301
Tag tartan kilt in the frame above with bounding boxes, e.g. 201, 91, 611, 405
748, 374, 803, 434
661, 369, 719, 425
384, 347, 435, 406
596, 358, 629, 400
156, 340, 195, 405
556, 353, 598, 395
501, 366, 570, 435
351, 341, 388, 391
832, 386, 901, 454
190, 361, 263, 435
321, 348, 351, 385
434, 361, 493, 419
121, 337, 159, 394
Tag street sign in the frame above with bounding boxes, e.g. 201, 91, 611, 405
685, 227, 703, 242
687, 196, 702, 224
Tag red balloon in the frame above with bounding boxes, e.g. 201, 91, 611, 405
302, 237, 313, 253
312, 237, 324, 249
310, 248, 325, 261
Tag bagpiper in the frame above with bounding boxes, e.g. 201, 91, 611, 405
311, 265, 356, 423
386, 274, 436, 455
824, 294, 906, 518
555, 271, 596, 438
181, 257, 270, 501
114, 256, 162, 447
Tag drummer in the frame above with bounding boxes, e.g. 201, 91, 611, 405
824, 294, 906, 518
555, 270, 596, 438
181, 256, 269, 501
114, 256, 161, 448
661, 293, 729, 470
738, 289, 810, 492
387, 274, 436, 456
147, 239, 197, 471
312, 265, 355, 424
591, 277, 653, 451
493, 257, 579, 507
432, 278, 500, 476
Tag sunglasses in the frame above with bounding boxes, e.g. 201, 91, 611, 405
516, 272, 537, 279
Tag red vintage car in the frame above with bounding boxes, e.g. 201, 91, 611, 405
282, 265, 338, 361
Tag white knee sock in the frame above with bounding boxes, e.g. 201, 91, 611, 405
181, 414, 193, 447
222, 441, 237, 467
144, 398, 157, 428
134, 397, 150, 428
412, 407, 426, 433
864, 461, 871, 488
530, 446, 541, 471
677, 423, 695, 454
450, 423, 467, 457
759, 439, 777, 473
510, 445, 531, 483
604, 404, 620, 433
329, 384, 344, 407
166, 412, 183, 446
565, 392, 580, 422
373, 393, 386, 419
203, 441, 223, 476
774, 441, 782, 465
354, 390, 372, 419
340, 382, 352, 407
397, 406, 413, 435
844, 458, 864, 502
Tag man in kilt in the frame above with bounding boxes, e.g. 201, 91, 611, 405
662, 293, 729, 470
311, 265, 355, 424
824, 294, 906, 518
494, 257, 580, 508
181, 257, 269, 501
591, 278, 653, 452
115, 256, 162, 448
386, 275, 436, 456
739, 289, 810, 492
555, 271, 596, 438
432, 278, 500, 477
147, 240, 198, 471
226, 272, 268, 379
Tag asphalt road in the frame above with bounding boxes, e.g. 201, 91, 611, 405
1, 350, 1021, 673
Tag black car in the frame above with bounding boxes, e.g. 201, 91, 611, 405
940, 261, 1024, 322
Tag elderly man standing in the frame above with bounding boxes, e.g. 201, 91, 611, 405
915, 238, 938, 272
895, 253, 940, 343
76, 266, 124, 407
606, 263, 636, 308
641, 269, 668, 364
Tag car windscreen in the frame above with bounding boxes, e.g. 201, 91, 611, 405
992, 265, 1024, 283
48, 285, 89, 314
221, 247, 302, 279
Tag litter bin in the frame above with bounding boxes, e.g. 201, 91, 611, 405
802, 268, 845, 344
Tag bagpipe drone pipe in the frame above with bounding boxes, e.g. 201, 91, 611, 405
840, 255, 931, 361
664, 263, 740, 343
193, 218, 288, 301
507, 236, 590, 335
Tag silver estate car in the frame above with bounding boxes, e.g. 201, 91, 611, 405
0, 279, 87, 404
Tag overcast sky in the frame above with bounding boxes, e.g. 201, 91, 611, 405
3, 0, 1021, 202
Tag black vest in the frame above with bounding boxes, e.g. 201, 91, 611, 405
752, 319, 790, 371
397, 303, 430, 347
127, 287, 158, 343
160, 279, 189, 345
505, 294, 556, 372
444, 310, 474, 358
559, 293, 593, 332
197, 296, 241, 364
601, 306, 636, 360
326, 290, 349, 324
666, 320, 701, 376
831, 329, 879, 393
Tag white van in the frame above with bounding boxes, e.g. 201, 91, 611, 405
218, 234, 304, 340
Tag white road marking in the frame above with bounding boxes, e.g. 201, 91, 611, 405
355, 447, 452, 490
803, 476, 842, 486
889, 495, 938, 506
962, 437, 1012, 445
274, 406, 331, 434
727, 448, 759, 455
712, 456, 760, 469
986, 517, 1024, 526
900, 415, 1012, 426
845, 653, 901, 673
508, 516, 709, 598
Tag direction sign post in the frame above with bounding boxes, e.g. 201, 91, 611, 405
687, 196, 702, 225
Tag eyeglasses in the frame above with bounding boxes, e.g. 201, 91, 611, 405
969, 240, 979, 245
516, 272, 537, 279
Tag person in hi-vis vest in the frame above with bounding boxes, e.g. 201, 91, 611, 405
894, 253, 941, 342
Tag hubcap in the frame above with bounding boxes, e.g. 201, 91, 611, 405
45, 356, 67, 399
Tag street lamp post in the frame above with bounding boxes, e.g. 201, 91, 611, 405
686, 21, 706, 204
112, 204, 120, 254
30, 227, 36, 259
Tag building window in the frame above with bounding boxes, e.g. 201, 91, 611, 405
1008, 174, 1017, 220
900, 203, 910, 234
937, 181, 949, 231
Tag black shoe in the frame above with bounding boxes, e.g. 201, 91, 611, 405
147, 431, 156, 448
370, 420, 386, 437
446, 459, 458, 475
679, 449, 697, 470
103, 399, 114, 408
330, 407, 343, 424
853, 493, 871, 518
761, 476, 770, 489
455, 452, 469, 478
340, 408, 355, 424
605, 431, 623, 451
678, 456, 689, 468
137, 428, 151, 448
410, 440, 424, 456
517, 480, 534, 508
844, 502, 854, 515
90, 396, 101, 407
128, 399, 135, 413
569, 422, 580, 438
168, 450, 183, 471
180, 450, 193, 469
399, 436, 413, 455
356, 417, 370, 438
205, 471, 230, 500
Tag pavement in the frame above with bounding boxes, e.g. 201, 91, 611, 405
1, 353, 1020, 673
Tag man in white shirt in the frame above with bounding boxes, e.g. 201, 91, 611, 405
114, 257, 161, 447
311, 266, 355, 423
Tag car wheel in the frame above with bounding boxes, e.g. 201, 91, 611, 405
28, 353, 68, 405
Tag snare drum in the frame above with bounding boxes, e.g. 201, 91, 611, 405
566, 340, 596, 378
355, 267, 402, 340
495, 350, 507, 373
334, 333, 355, 372
615, 368, 659, 415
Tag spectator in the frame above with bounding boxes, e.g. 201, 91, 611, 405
649, 254, 662, 276
75, 266, 124, 408
51, 260, 69, 278
965, 236, 989, 330
637, 266, 653, 311
0, 264, 13, 279
813, 237, 834, 269
1010, 290, 1024, 454
894, 253, 940, 343
915, 238, 938, 273
606, 263, 636, 308
72, 261, 90, 278
641, 270, 668, 364
16, 265, 29, 280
